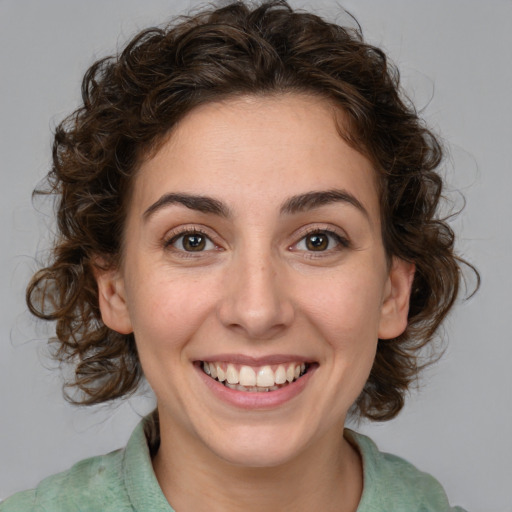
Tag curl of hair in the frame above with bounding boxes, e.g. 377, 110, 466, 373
27, 0, 477, 418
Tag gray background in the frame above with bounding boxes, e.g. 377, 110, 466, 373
1, 1, 510, 510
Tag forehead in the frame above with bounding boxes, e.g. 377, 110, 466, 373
131, 94, 380, 225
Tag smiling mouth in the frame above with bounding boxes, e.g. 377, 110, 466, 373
201, 361, 311, 392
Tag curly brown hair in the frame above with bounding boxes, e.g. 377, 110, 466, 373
27, 0, 476, 421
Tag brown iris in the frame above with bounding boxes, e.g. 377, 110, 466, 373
306, 233, 329, 251
182, 234, 206, 251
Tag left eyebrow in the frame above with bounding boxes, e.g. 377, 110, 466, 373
280, 189, 369, 218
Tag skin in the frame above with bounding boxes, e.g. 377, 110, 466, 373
96, 94, 414, 512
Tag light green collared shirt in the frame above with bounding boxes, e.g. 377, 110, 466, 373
1, 418, 467, 511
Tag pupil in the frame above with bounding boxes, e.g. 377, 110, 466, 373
183, 234, 205, 251
307, 234, 328, 251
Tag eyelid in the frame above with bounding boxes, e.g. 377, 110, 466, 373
163, 225, 222, 252
161, 223, 350, 254
289, 225, 351, 253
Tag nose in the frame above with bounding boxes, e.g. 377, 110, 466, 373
217, 247, 295, 340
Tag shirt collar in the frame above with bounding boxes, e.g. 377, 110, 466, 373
123, 415, 175, 512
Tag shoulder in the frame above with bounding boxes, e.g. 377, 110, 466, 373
0, 490, 36, 512
0, 415, 171, 512
346, 430, 468, 512
0, 448, 133, 512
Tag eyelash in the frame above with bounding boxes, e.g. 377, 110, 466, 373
163, 228, 218, 256
292, 228, 350, 255
163, 226, 350, 257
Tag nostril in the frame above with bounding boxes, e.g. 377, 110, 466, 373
217, 306, 294, 340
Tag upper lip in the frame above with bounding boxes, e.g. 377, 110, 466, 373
196, 354, 314, 366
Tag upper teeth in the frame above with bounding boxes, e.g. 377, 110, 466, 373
203, 362, 306, 387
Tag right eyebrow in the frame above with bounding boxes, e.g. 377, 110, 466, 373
142, 193, 231, 221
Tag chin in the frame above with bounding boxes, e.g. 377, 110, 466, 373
201, 424, 309, 469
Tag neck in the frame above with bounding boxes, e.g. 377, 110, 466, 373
152, 412, 363, 512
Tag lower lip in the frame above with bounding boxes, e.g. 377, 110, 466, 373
195, 364, 316, 410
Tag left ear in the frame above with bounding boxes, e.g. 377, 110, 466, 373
378, 257, 415, 340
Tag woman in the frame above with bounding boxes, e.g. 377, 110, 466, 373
1, 1, 475, 510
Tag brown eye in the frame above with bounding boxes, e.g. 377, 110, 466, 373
292, 230, 349, 254
166, 231, 215, 253
306, 233, 329, 251
182, 234, 206, 251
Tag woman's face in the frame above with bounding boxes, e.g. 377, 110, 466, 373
97, 94, 413, 467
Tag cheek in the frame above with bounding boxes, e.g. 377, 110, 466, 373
300, 267, 384, 396
304, 270, 385, 341
126, 270, 221, 351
